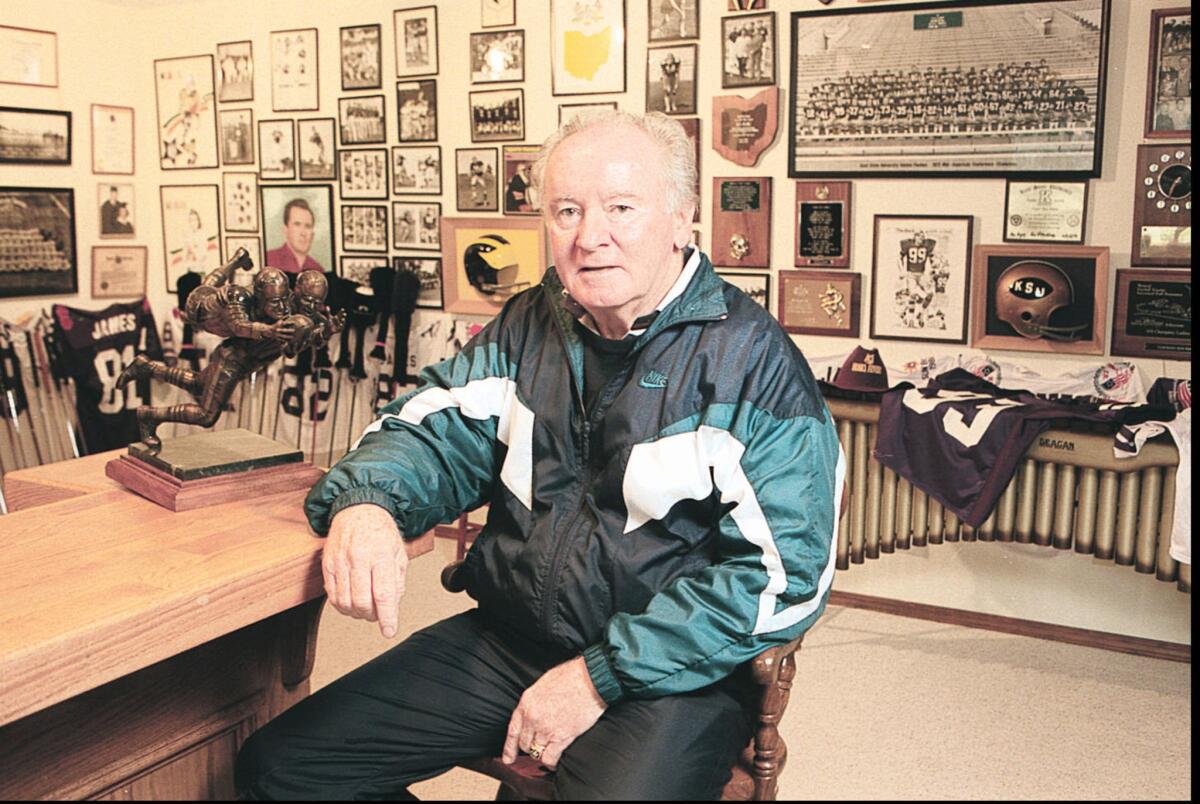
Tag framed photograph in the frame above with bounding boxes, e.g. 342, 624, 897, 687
394, 6, 439, 78
716, 269, 769, 310
98, 183, 135, 239
440, 216, 546, 314
92, 246, 147, 298
646, 44, 697, 115
1111, 269, 1191, 361
1003, 180, 1088, 244
558, 101, 618, 126
160, 184, 221, 291
393, 145, 442, 195
339, 148, 389, 200
0, 107, 70, 165
1145, 8, 1191, 139
216, 40, 254, 102
970, 243, 1109, 355
339, 94, 386, 145
870, 214, 973, 344
0, 187, 76, 299
482, 0, 517, 28
261, 184, 335, 273
396, 255, 444, 308
551, 0, 627, 95
0, 25, 57, 87
341, 24, 382, 91
502, 145, 541, 216
650, 0, 699, 41
795, 181, 850, 268
258, 119, 295, 180
225, 235, 263, 271
91, 104, 134, 174
218, 108, 255, 165
154, 55, 218, 169
397, 80, 438, 142
470, 30, 525, 83
270, 28, 319, 112
721, 12, 775, 89
222, 172, 259, 233
297, 117, 337, 180
787, 0, 1111, 178
456, 148, 500, 211
341, 204, 389, 253
777, 270, 861, 338
393, 201, 442, 250
1131, 143, 1191, 268
470, 89, 524, 142
340, 255, 389, 286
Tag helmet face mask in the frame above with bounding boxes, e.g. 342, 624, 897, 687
994, 260, 1086, 341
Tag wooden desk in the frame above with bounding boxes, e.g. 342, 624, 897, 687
0, 454, 432, 800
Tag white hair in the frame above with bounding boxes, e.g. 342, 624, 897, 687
531, 110, 698, 214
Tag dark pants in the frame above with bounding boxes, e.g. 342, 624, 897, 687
235, 610, 752, 800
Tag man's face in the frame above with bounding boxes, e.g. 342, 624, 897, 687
284, 206, 315, 256
542, 124, 692, 319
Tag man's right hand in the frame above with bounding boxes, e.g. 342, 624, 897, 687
322, 504, 408, 638
271, 319, 298, 341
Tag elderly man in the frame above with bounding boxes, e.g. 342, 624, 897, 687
235, 111, 842, 800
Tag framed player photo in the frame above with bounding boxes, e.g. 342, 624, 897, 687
870, 214, 973, 344
787, 0, 1112, 178
216, 40, 253, 103
1144, 7, 1190, 139
970, 243, 1109, 355
261, 184, 335, 274
154, 55, 218, 169
257, 119, 295, 180
470, 88, 525, 142
297, 117, 337, 180
551, 0, 627, 96
470, 30, 525, 84
1003, 180, 1088, 244
395, 255, 444, 309
225, 235, 263, 272
393, 145, 442, 195
218, 108, 255, 165
558, 101, 619, 126
341, 24, 382, 91
91, 104, 134, 174
649, 0, 699, 41
0, 107, 70, 165
341, 204, 389, 253
715, 269, 769, 311
98, 183, 136, 239
91, 246, 147, 299
397, 80, 438, 142
160, 184, 221, 292
721, 12, 775, 89
455, 148, 500, 212
440, 216, 546, 315
394, 6, 439, 78
339, 95, 386, 145
503, 145, 541, 216
777, 270, 861, 338
222, 172, 259, 233
1110, 268, 1191, 361
393, 201, 442, 251
270, 28, 319, 112
338, 148, 389, 200
646, 44, 697, 116
0, 187, 76, 299
0, 25, 58, 88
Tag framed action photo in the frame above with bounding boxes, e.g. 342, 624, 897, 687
92, 246, 147, 299
216, 40, 254, 102
794, 181, 850, 268
154, 55, 218, 169
340, 255, 389, 287
1003, 180, 1088, 244
0, 187, 76, 299
341, 204, 389, 253
650, 0, 699, 41
502, 145, 541, 216
558, 101, 618, 126
455, 148, 499, 211
482, 0, 517, 28
777, 270, 861, 338
1145, 7, 1191, 139
551, 0, 626, 96
339, 148, 389, 200
225, 235, 263, 272
393, 145, 442, 195
339, 95, 386, 145
393, 201, 442, 250
91, 104, 134, 174
788, 0, 1111, 178
870, 214, 973, 344
222, 172, 259, 233
646, 44, 697, 115
270, 28, 319, 112
160, 184, 221, 292
0, 25, 57, 87
970, 243, 1109, 355
716, 269, 769, 311
98, 183, 135, 239
395, 255, 444, 309
721, 12, 775, 89
261, 184, 335, 274
258, 119, 295, 180
440, 216, 546, 314
341, 24, 382, 91
297, 117, 337, 180
218, 108, 255, 165
1111, 268, 1191, 361
394, 6, 439, 78
0, 107, 69, 167
470, 89, 525, 142
470, 30, 525, 84
397, 80, 438, 142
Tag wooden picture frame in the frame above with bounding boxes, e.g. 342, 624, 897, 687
393, 200, 442, 251
218, 107, 255, 166
297, 117, 337, 180
777, 270, 861, 338
270, 28, 319, 112
394, 6, 440, 78
339, 94, 387, 145
154, 55, 219, 169
338, 148, 389, 200
341, 24, 382, 91
1110, 268, 1191, 361
0, 25, 58, 87
395, 255, 445, 309
0, 187, 76, 299
392, 145, 442, 195
455, 148, 500, 211
646, 44, 697, 116
440, 216, 547, 315
0, 106, 70, 165
794, 181, 850, 268
160, 184, 221, 292
340, 204, 389, 253
257, 119, 295, 180
1003, 179, 1088, 244
92, 246, 147, 299
1144, 7, 1191, 140
550, 0, 627, 96
469, 88, 525, 142
721, 12, 776, 89
216, 40, 254, 103
470, 30, 525, 84
91, 104, 134, 175
98, 182, 136, 239
649, 0, 699, 41
715, 269, 770, 311
711, 176, 771, 268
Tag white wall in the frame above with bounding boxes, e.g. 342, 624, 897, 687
0, 0, 1189, 641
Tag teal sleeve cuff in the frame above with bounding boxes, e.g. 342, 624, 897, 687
325, 487, 409, 536
582, 643, 626, 706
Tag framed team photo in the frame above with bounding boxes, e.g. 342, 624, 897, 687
393, 145, 442, 195
550, 0, 627, 96
339, 94, 386, 145
502, 145, 541, 216
340, 254, 389, 287
470, 30, 525, 84
222, 172, 259, 233
558, 101, 619, 126
649, 0, 699, 41
394, 6, 439, 78
646, 44, 697, 115
870, 214, 973, 344
297, 117, 337, 180
0, 187, 76, 299
98, 183, 136, 239
395, 255, 444, 309
261, 184, 335, 274
90, 104, 134, 174
787, 0, 1112, 178
455, 148, 500, 211
216, 40, 253, 103
469, 88, 524, 142
393, 201, 442, 251
440, 216, 547, 314
257, 119, 295, 180
341, 24, 382, 91
1144, 7, 1191, 139
160, 183, 221, 291
91, 245, 147, 299
218, 107, 255, 165
341, 205, 389, 253
721, 12, 775, 89
715, 269, 769, 311
397, 80, 438, 142
270, 28, 319, 112
482, 0, 516, 29
339, 148, 389, 200
154, 55, 218, 169
225, 235, 263, 272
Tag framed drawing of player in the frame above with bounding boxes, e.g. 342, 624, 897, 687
222, 172, 259, 233
649, 0, 699, 41
469, 89, 525, 142
550, 0, 627, 96
339, 95, 386, 145
261, 184, 335, 274
787, 0, 1111, 178
341, 205, 389, 253
1110, 269, 1191, 361
216, 40, 253, 103
1144, 8, 1190, 139
721, 12, 775, 89
715, 269, 769, 311
339, 148, 389, 200
440, 216, 546, 315
257, 119, 295, 180
395, 255, 444, 309
970, 243, 1108, 355
394, 6, 439, 78
341, 24, 382, 91
503, 145, 541, 216
646, 44, 697, 116
0, 187, 76, 299
482, 0, 516, 29
393, 145, 442, 195
558, 101, 619, 126
397, 80, 438, 142
470, 30, 525, 84
98, 183, 135, 239
297, 117, 336, 180
393, 201, 442, 251
777, 270, 861, 338
92, 246, 147, 299
154, 55, 218, 169
455, 148, 499, 212
270, 28, 319, 112
218, 108, 254, 165
870, 215, 973, 344
160, 184, 221, 292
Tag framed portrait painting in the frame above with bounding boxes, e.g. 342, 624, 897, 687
341, 24, 382, 91
1144, 7, 1191, 139
92, 246, 147, 299
394, 6, 439, 78
0, 107, 71, 165
270, 28, 319, 112
261, 184, 335, 274
160, 184, 221, 291
218, 107, 254, 165
91, 104, 134, 174
0, 187, 76, 299
440, 216, 547, 315
550, 0, 626, 95
393, 145, 442, 194
395, 255, 444, 309
216, 40, 253, 102
98, 183, 135, 239
297, 117, 337, 180
154, 55, 218, 169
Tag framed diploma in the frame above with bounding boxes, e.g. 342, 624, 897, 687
1131, 143, 1191, 267
0, 25, 58, 88
91, 104, 135, 175
92, 246, 147, 299
711, 177, 770, 268
1003, 180, 1088, 244
777, 270, 861, 338
794, 181, 850, 268
1111, 269, 1191, 361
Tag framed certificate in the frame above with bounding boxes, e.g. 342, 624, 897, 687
794, 181, 850, 268
91, 104, 134, 175
1111, 269, 1191, 361
92, 246, 147, 298
1003, 180, 1087, 244
0, 25, 58, 87
777, 270, 861, 338
270, 28, 319, 112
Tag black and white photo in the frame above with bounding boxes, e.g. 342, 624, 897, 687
222, 172, 259, 233
649, 0, 699, 41
470, 30, 525, 83
98, 183, 135, 239
715, 269, 769, 310
218, 107, 254, 165
1145, 7, 1191, 139
0, 187, 76, 298
341, 24, 382, 91
503, 145, 540, 215
397, 80, 438, 142
341, 204, 389, 253
216, 40, 254, 102
455, 147, 499, 211
257, 119, 295, 179
721, 12, 774, 89
395, 255, 443, 308
339, 148, 389, 200
270, 28, 319, 112
469, 88, 524, 142
646, 44, 697, 115
340, 255, 388, 287
394, 6, 439, 77
393, 201, 441, 250
393, 145, 442, 194
297, 117, 336, 180
0, 107, 71, 165
339, 95, 386, 145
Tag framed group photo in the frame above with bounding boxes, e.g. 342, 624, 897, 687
469, 88, 525, 142
154, 55, 218, 169
721, 12, 775, 89
339, 94, 386, 145
258, 119, 295, 180
649, 0, 699, 41
550, 0, 627, 95
91, 104, 134, 174
470, 30, 525, 83
297, 117, 337, 180
261, 184, 335, 274
0, 187, 76, 299
340, 255, 389, 287
440, 216, 546, 314
270, 28, 319, 112
339, 148, 389, 200
393, 201, 442, 250
160, 184, 221, 291
222, 172, 259, 233
341, 24, 382, 91
216, 40, 254, 103
92, 246, 147, 299
341, 205, 389, 253
1144, 7, 1191, 139
98, 183, 135, 238
397, 80, 438, 142
646, 44, 697, 115
0, 107, 71, 165
218, 108, 255, 165
394, 6, 439, 77
395, 255, 444, 309
393, 145, 442, 194
455, 148, 500, 212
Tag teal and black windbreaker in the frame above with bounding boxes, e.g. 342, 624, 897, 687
305, 253, 845, 705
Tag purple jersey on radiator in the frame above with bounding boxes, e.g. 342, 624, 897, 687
874, 369, 1174, 528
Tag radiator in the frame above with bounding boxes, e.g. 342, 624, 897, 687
825, 398, 1190, 595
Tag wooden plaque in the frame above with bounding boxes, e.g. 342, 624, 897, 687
712, 87, 778, 168
1111, 268, 1191, 361
794, 181, 850, 268
711, 177, 771, 268
1131, 143, 1191, 267
777, 270, 861, 338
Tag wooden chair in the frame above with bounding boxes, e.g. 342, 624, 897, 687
439, 560, 805, 801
